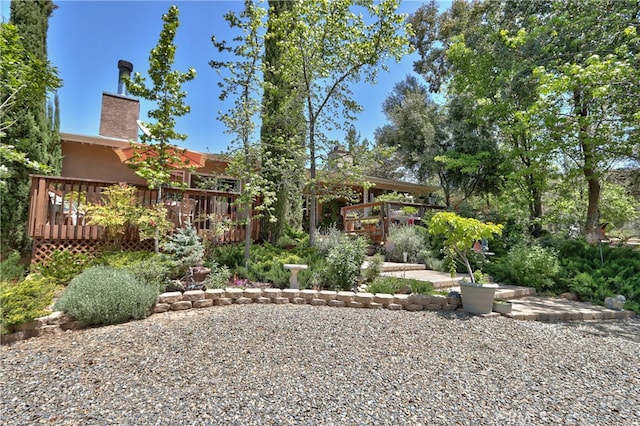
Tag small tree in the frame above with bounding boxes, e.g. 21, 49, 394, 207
211, 0, 278, 265
86, 183, 172, 247
272, 0, 412, 246
428, 211, 503, 283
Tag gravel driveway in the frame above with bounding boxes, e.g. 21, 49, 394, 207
1, 304, 639, 425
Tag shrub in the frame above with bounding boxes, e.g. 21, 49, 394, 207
363, 254, 384, 283
385, 224, 427, 263
316, 224, 346, 256
551, 239, 640, 312
96, 250, 155, 268
367, 276, 433, 295
209, 243, 244, 269
420, 249, 445, 272
54, 266, 158, 326
1, 274, 60, 334
36, 250, 95, 285
96, 250, 172, 292
86, 183, 173, 244
203, 260, 232, 289
488, 243, 561, 291
319, 236, 367, 291
162, 223, 205, 276
1, 251, 25, 283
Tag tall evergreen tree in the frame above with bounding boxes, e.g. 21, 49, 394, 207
1, 0, 61, 255
259, 0, 306, 244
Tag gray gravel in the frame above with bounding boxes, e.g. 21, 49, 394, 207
1, 304, 639, 425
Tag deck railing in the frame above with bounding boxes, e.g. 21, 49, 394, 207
28, 175, 258, 243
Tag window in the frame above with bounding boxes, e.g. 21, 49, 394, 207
190, 173, 240, 193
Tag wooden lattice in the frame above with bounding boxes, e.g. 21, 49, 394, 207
31, 239, 155, 265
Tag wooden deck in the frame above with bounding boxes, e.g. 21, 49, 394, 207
28, 175, 258, 244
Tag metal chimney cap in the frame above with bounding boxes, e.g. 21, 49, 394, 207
118, 60, 133, 73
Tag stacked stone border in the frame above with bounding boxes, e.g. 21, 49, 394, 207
2, 288, 635, 345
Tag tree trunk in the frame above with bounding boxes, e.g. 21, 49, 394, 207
584, 171, 601, 244
308, 124, 317, 247
529, 178, 543, 238
244, 201, 252, 267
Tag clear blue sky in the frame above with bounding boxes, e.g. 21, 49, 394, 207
1, 0, 450, 155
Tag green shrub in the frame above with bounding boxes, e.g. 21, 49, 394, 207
36, 250, 95, 284
367, 276, 433, 295
363, 254, 384, 283
488, 243, 561, 291
1, 274, 60, 334
96, 250, 155, 268
420, 250, 446, 272
551, 239, 640, 312
54, 266, 158, 326
319, 236, 367, 291
203, 260, 232, 289
316, 225, 346, 256
97, 250, 172, 292
386, 224, 427, 263
1, 251, 25, 283
209, 243, 244, 269
162, 223, 205, 275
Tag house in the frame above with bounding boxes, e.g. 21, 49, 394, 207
28, 60, 438, 262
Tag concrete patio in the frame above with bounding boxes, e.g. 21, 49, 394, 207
377, 262, 636, 321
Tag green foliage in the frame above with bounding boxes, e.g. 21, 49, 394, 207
428, 212, 503, 282
316, 225, 347, 256
206, 242, 322, 289
386, 224, 427, 263
123, 5, 196, 191
0, 251, 25, 283
96, 250, 155, 268
97, 250, 172, 293
203, 260, 232, 289
209, 243, 244, 270
211, 1, 276, 263
162, 222, 205, 275
367, 276, 433, 295
318, 236, 367, 291
1, 9, 61, 254
273, 0, 412, 245
35, 250, 95, 285
86, 184, 173, 244
275, 234, 298, 249
363, 254, 384, 284
375, 191, 411, 203
54, 266, 158, 326
547, 239, 640, 312
1, 274, 60, 334
488, 243, 561, 292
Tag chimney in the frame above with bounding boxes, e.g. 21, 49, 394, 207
117, 60, 133, 95
99, 59, 140, 141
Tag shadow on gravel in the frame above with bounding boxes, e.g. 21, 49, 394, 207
561, 318, 640, 343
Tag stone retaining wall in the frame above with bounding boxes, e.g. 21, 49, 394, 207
153, 289, 461, 313
1, 289, 461, 345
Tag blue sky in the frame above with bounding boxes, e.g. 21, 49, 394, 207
1, 0, 450, 155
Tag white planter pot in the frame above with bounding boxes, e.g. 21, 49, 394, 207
460, 282, 498, 314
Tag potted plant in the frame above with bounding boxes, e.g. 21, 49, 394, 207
428, 212, 503, 314
344, 211, 359, 232
400, 206, 418, 216
361, 217, 379, 232
492, 299, 512, 314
